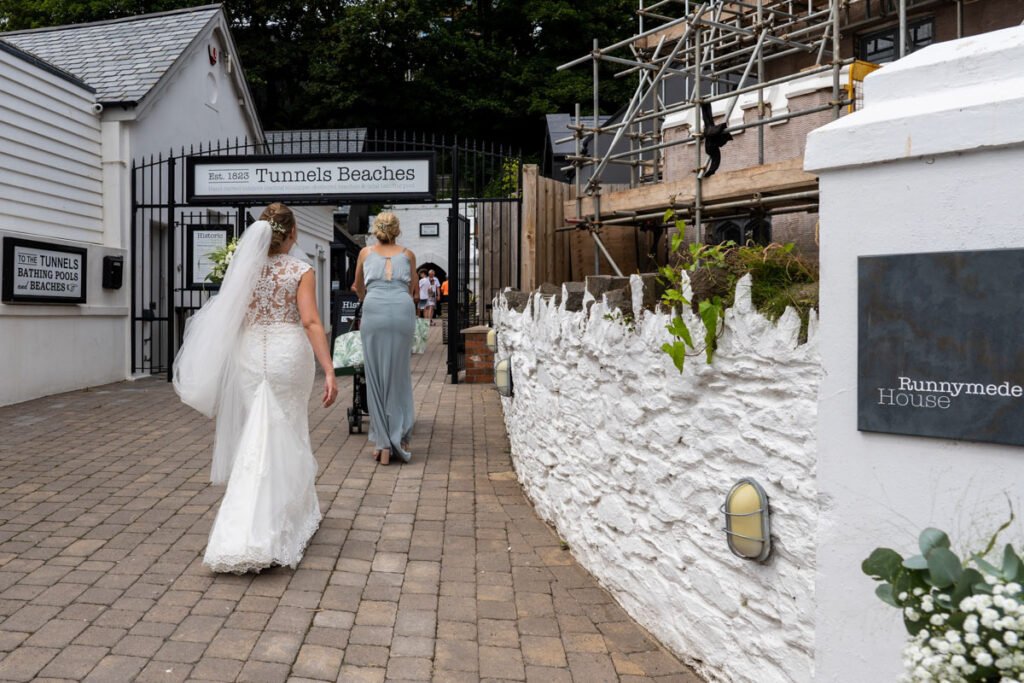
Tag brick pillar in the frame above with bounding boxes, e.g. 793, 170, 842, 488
462, 325, 494, 384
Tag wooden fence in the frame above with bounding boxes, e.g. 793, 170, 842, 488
521, 165, 654, 289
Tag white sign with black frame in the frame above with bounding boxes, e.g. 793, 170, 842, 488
186, 225, 231, 289
2, 237, 87, 304
186, 153, 436, 204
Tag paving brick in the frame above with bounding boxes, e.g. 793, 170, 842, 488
136, 660, 193, 682
37, 644, 108, 679
479, 645, 526, 679
478, 618, 519, 648
237, 659, 291, 683
83, 654, 147, 682
153, 639, 206, 663
251, 630, 303, 663
387, 655, 433, 680
344, 643, 390, 667
0, 337, 700, 683
204, 627, 260, 660
435, 639, 478, 672
73, 625, 126, 647
356, 599, 398, 627
292, 643, 344, 679
338, 664, 386, 682
112, 634, 165, 657
190, 656, 244, 681
0, 645, 60, 681
266, 604, 315, 632
170, 614, 224, 642
567, 652, 619, 683
25, 618, 89, 648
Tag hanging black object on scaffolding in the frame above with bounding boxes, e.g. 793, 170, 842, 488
700, 102, 733, 178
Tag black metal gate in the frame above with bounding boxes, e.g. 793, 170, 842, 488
131, 130, 520, 384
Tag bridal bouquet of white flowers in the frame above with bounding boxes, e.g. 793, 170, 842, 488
205, 238, 239, 285
864, 525, 1024, 682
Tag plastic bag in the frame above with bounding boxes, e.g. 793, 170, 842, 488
412, 318, 429, 354
333, 332, 364, 368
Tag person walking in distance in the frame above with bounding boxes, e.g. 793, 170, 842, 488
439, 277, 449, 318
417, 269, 429, 319
353, 212, 417, 465
173, 202, 337, 573
427, 269, 441, 326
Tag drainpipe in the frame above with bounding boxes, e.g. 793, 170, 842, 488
898, 0, 907, 58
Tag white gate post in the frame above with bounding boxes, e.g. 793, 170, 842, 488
805, 26, 1024, 682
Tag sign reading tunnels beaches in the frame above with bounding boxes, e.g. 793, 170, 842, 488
186, 153, 435, 204
858, 248, 1024, 447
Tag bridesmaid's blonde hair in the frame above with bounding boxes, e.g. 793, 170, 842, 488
372, 212, 401, 243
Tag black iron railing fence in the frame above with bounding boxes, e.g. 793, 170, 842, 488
131, 128, 521, 383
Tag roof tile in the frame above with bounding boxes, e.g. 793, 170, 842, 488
1, 5, 219, 103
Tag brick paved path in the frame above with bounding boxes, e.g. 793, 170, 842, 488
0, 329, 700, 682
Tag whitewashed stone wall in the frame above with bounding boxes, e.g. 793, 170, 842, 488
494, 275, 821, 683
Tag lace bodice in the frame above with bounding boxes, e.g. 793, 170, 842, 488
245, 254, 312, 326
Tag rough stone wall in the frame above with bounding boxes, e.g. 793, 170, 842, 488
494, 275, 822, 683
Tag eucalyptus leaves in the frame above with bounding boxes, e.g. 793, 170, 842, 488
863, 524, 1024, 682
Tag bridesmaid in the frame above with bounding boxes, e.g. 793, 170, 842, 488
353, 212, 417, 465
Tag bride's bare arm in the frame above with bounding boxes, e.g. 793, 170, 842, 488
297, 270, 338, 407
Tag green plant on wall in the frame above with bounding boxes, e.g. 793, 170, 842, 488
657, 210, 819, 373
862, 518, 1024, 682
482, 158, 521, 199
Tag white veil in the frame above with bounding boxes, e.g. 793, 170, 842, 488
172, 220, 272, 418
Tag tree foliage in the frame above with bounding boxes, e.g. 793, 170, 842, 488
0, 0, 637, 156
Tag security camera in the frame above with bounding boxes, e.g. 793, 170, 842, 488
91, 102, 104, 114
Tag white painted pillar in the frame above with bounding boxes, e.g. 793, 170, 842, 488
805, 26, 1024, 682
101, 118, 134, 379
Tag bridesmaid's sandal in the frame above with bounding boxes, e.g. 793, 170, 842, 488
380, 449, 390, 466
372, 450, 381, 462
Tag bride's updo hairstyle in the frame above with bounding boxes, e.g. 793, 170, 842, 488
261, 202, 296, 252
372, 212, 400, 244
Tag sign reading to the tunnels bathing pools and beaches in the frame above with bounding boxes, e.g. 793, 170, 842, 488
186, 153, 435, 204
858, 248, 1024, 447
2, 237, 87, 304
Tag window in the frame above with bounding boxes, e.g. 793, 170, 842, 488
857, 18, 934, 63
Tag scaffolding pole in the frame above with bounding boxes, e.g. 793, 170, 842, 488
555, 0, 870, 276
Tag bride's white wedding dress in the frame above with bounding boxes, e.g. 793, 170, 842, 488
201, 252, 322, 573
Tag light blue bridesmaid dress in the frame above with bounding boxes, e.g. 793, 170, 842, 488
360, 251, 415, 462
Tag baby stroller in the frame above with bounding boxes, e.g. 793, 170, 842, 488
333, 303, 369, 434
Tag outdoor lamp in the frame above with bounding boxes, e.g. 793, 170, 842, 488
721, 478, 772, 562
486, 328, 498, 353
494, 358, 513, 397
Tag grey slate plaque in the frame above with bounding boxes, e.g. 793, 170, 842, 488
858, 248, 1024, 447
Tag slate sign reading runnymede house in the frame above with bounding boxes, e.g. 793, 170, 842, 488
858, 248, 1024, 447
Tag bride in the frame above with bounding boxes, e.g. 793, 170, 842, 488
173, 202, 338, 573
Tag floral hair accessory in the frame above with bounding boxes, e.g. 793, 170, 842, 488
269, 220, 288, 235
